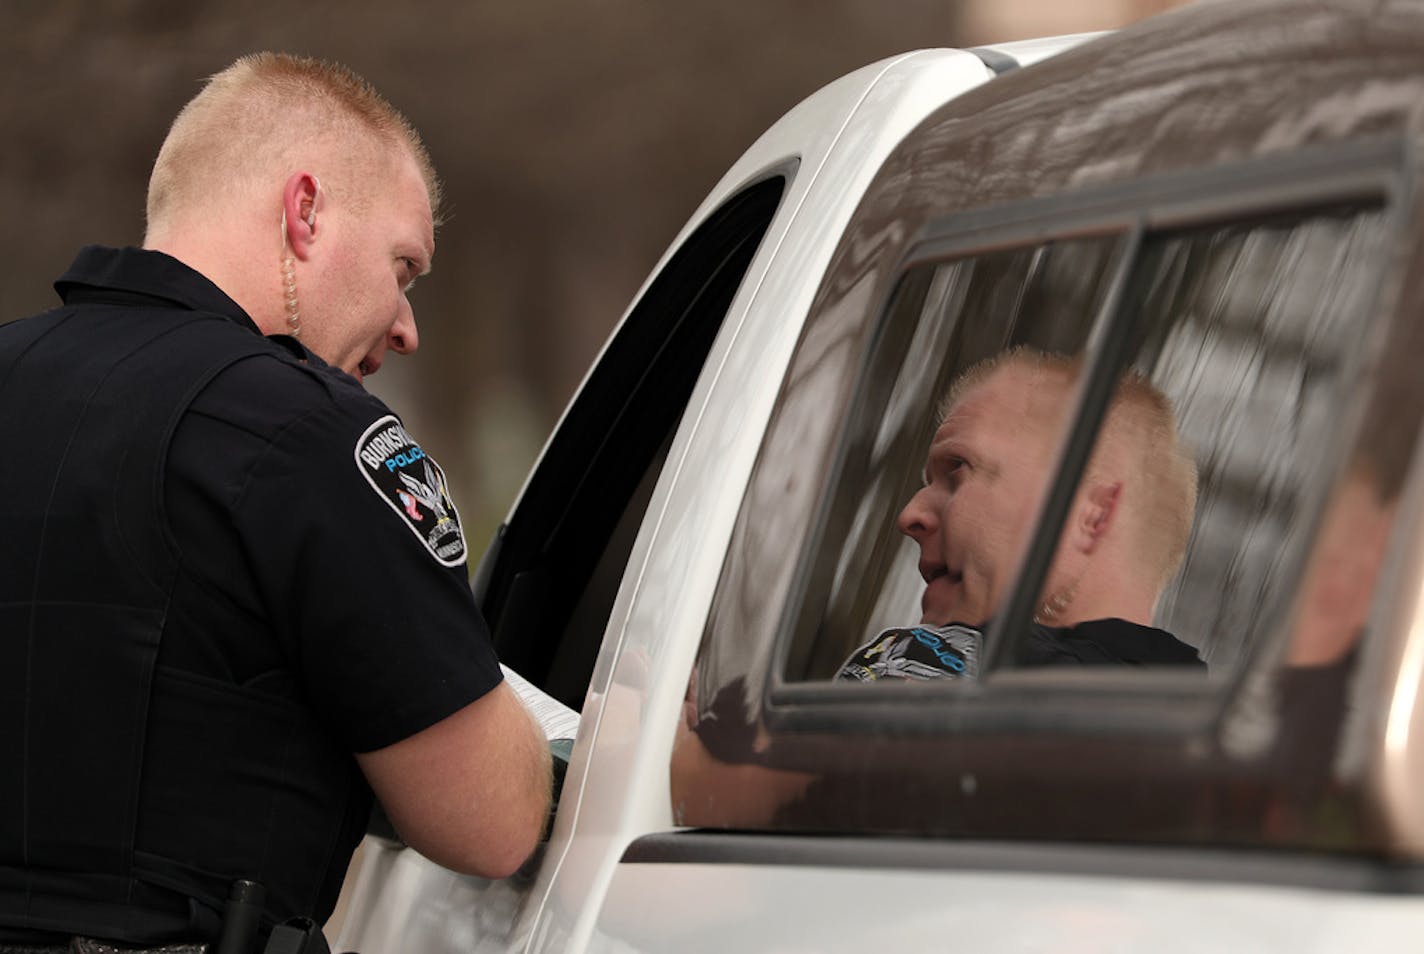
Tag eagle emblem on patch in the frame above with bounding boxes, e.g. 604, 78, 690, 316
355, 414, 467, 567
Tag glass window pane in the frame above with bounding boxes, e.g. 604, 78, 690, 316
1119, 209, 1392, 672
785, 204, 1391, 688
783, 236, 1123, 681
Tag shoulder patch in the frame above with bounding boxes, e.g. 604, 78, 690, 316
355, 414, 467, 567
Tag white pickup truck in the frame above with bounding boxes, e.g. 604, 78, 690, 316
338, 1, 1424, 950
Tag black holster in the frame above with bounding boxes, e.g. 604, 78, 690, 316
213, 883, 331, 954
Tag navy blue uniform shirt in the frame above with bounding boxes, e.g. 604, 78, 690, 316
54, 247, 508, 752
0, 246, 506, 943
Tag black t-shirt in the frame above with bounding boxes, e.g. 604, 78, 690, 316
838, 617, 1203, 681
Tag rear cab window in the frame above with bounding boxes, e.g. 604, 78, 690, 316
670, 135, 1423, 855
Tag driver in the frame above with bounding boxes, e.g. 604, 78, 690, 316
839, 347, 1203, 681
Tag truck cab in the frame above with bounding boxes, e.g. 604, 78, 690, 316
340, 2, 1424, 950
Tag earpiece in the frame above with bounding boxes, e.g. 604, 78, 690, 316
306, 176, 322, 229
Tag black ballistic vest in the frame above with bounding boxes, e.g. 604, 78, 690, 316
0, 297, 369, 943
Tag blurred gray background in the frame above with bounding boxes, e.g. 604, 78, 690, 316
1, 0, 1179, 548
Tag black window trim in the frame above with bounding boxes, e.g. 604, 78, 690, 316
755, 133, 1410, 740
473, 168, 793, 706
982, 217, 1146, 678
622, 831, 1424, 896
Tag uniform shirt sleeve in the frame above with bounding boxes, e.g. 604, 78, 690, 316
167, 354, 502, 752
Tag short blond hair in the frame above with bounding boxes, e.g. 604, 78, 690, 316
146, 52, 441, 231
945, 347, 1199, 590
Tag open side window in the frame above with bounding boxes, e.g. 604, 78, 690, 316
473, 174, 787, 710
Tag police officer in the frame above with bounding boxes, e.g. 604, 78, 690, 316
0, 53, 551, 951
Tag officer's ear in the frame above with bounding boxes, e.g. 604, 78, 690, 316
281, 172, 321, 261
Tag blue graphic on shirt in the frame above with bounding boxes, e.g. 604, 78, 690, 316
837, 623, 982, 682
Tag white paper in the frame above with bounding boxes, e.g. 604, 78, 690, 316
501, 664, 580, 741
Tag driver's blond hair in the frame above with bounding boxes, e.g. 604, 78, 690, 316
946, 347, 1199, 591
146, 53, 441, 234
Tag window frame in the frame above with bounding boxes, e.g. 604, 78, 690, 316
472, 171, 791, 708
739, 135, 1409, 742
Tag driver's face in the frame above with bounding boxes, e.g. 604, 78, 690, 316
897, 365, 1065, 625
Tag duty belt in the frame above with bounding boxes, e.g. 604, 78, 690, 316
0, 941, 205, 954
0, 882, 329, 954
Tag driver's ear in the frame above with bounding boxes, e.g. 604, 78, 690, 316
1070, 480, 1121, 555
